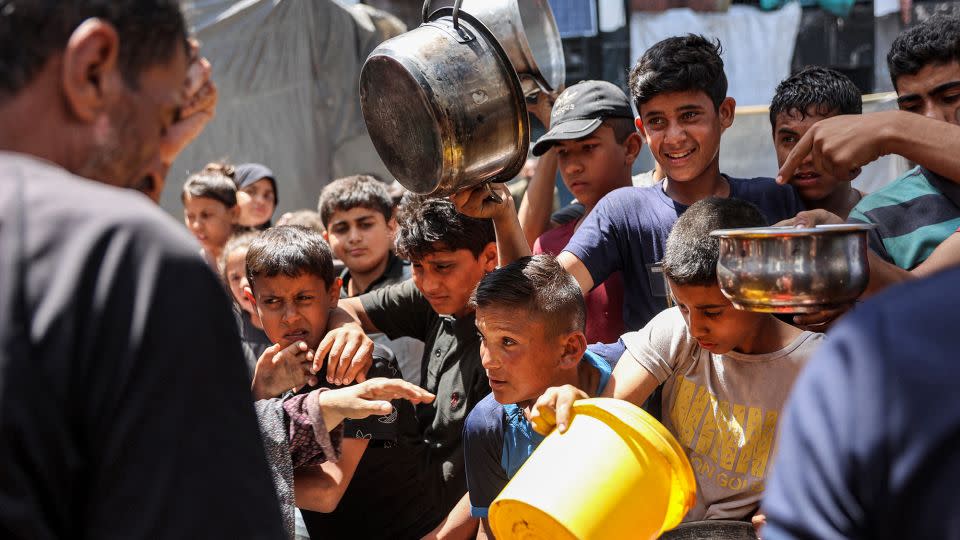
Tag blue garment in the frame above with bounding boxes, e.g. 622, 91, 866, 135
463, 351, 613, 518
847, 166, 960, 270
564, 177, 804, 331
763, 267, 960, 540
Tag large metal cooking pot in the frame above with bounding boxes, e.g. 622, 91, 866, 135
709, 224, 876, 313
359, 0, 529, 196
459, 0, 566, 97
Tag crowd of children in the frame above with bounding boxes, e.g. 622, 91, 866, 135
173, 13, 960, 540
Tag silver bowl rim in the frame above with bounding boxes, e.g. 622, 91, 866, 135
709, 223, 877, 238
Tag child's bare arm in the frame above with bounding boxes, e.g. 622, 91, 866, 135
421, 493, 479, 540
451, 183, 532, 266
556, 251, 595, 294
294, 438, 369, 513
517, 150, 559, 248
517, 92, 560, 248
529, 349, 659, 435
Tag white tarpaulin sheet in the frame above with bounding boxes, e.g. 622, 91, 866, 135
630, 3, 803, 107
163, 0, 397, 216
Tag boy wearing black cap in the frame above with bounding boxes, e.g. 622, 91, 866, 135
528, 80, 642, 344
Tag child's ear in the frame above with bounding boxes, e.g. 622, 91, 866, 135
322, 228, 330, 242
387, 215, 398, 236
243, 285, 257, 308
328, 277, 342, 307
480, 242, 498, 272
635, 118, 650, 144
229, 204, 241, 224
624, 131, 643, 165
559, 331, 588, 369
718, 97, 737, 131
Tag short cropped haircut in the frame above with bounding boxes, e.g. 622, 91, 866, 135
394, 194, 495, 261
277, 210, 325, 233
472, 255, 586, 338
606, 117, 638, 144
0, 0, 188, 99
318, 175, 394, 227
769, 67, 862, 131
887, 14, 960, 89
219, 230, 260, 279
245, 226, 336, 292
663, 197, 766, 286
181, 169, 238, 209
629, 34, 727, 111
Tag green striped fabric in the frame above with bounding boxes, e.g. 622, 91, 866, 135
848, 166, 960, 270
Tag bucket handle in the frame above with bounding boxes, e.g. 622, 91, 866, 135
422, 0, 463, 29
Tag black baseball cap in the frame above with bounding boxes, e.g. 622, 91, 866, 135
531, 80, 634, 156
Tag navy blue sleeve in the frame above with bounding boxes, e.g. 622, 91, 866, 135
732, 178, 805, 225
763, 313, 887, 540
463, 394, 507, 518
563, 189, 630, 290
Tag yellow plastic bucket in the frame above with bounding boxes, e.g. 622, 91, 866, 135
488, 398, 696, 540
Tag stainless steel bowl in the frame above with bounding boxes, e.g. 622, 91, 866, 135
359, 1, 529, 197
709, 224, 876, 313
460, 0, 566, 96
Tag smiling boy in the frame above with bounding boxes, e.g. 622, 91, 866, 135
244, 226, 438, 539
532, 198, 824, 523
457, 36, 803, 333
463, 255, 612, 538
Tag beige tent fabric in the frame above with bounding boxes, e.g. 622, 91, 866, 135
164, 0, 403, 217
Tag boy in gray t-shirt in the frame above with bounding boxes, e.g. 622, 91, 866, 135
532, 197, 824, 523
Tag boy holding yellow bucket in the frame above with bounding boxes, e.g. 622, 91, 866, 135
462, 255, 614, 538
532, 198, 825, 524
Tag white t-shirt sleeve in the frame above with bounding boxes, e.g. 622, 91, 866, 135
620, 307, 692, 384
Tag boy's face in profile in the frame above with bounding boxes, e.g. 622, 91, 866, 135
476, 306, 579, 406
554, 125, 637, 209
895, 60, 960, 125
637, 90, 735, 183
669, 279, 765, 355
773, 109, 845, 202
247, 273, 341, 350
411, 244, 497, 317
324, 206, 396, 275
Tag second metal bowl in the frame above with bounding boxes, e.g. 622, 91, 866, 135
709, 224, 876, 313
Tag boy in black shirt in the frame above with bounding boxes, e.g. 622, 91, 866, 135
327, 195, 498, 535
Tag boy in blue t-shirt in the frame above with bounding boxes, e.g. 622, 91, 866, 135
461, 255, 612, 536
455, 35, 802, 334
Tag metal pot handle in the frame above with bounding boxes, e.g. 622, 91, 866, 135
422, 0, 464, 29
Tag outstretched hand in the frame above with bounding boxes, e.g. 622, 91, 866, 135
319, 378, 435, 427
